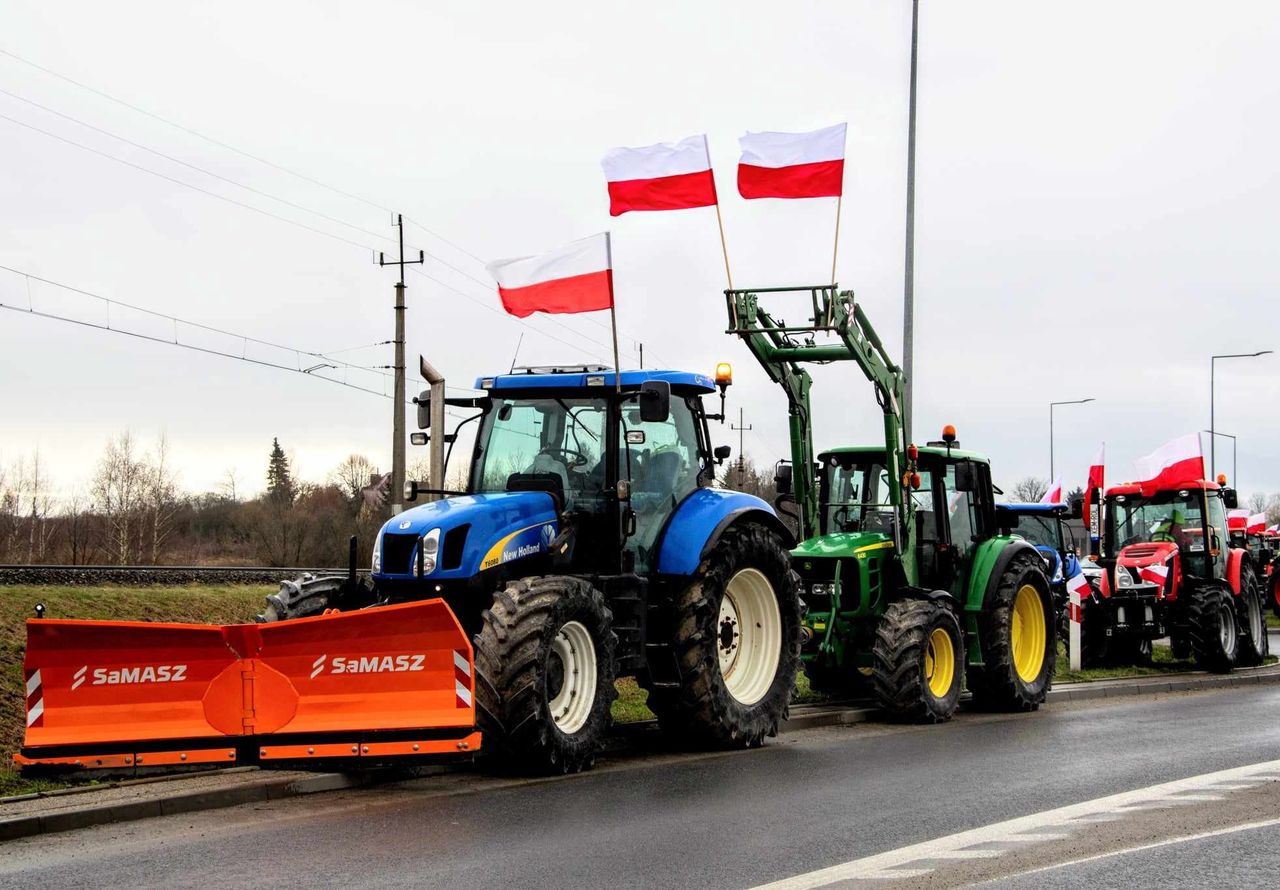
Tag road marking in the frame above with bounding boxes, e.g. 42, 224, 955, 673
749, 759, 1280, 888
969, 815, 1280, 887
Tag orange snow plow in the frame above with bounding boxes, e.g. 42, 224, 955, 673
16, 599, 479, 771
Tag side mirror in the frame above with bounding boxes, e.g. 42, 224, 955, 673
415, 390, 431, 429
1222, 488, 1238, 509
639, 380, 671, 423
714, 445, 731, 465
1068, 494, 1084, 520
954, 460, 978, 493
775, 462, 793, 495
410, 432, 428, 446
404, 480, 419, 502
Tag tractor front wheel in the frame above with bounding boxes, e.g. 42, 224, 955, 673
1237, 568, 1268, 668
871, 598, 964, 723
473, 576, 617, 774
969, 552, 1056, 711
1186, 585, 1239, 673
256, 574, 377, 622
645, 524, 802, 748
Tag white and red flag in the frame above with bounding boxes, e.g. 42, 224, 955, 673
737, 123, 847, 200
1133, 433, 1204, 495
1082, 443, 1105, 538
1065, 569, 1090, 624
1248, 513, 1267, 534
486, 233, 613, 319
1139, 561, 1170, 589
601, 134, 717, 216
1040, 477, 1064, 504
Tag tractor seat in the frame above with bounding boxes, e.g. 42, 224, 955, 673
634, 451, 682, 505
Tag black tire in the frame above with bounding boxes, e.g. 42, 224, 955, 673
473, 576, 617, 775
1185, 585, 1238, 673
1078, 603, 1113, 668
1237, 567, 1267, 668
1107, 634, 1153, 667
1170, 632, 1193, 661
255, 574, 377, 622
1269, 568, 1280, 619
644, 523, 803, 748
804, 659, 873, 700
871, 598, 964, 723
968, 551, 1056, 711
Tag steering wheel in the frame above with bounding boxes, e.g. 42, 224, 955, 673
541, 447, 589, 468
832, 506, 855, 531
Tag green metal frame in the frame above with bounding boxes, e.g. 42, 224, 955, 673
725, 285, 916, 582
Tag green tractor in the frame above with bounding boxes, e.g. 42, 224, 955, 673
726, 285, 1056, 722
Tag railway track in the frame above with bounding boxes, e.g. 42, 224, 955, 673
0, 565, 368, 586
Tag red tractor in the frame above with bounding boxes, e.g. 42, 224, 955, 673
1096, 477, 1267, 672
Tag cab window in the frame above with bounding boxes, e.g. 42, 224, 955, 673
622, 397, 701, 572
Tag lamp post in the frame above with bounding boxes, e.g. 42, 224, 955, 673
1211, 351, 1272, 480
1049, 398, 1095, 480
1202, 430, 1236, 488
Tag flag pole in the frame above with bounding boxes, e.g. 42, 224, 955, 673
705, 135, 734, 291
830, 194, 842, 286
605, 232, 621, 394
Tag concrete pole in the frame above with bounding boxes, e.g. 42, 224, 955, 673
902, 0, 919, 444
391, 281, 406, 513
420, 356, 446, 502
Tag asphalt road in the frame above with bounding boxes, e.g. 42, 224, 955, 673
4, 686, 1280, 890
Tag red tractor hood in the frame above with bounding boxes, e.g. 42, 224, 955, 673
1117, 541, 1179, 570
1112, 541, 1181, 600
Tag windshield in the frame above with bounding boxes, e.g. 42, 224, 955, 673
1107, 490, 1207, 554
474, 397, 609, 511
822, 455, 931, 534
1008, 513, 1060, 550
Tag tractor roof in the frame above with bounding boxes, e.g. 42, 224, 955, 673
1106, 479, 1222, 497
476, 368, 716, 394
997, 502, 1069, 515
821, 445, 989, 463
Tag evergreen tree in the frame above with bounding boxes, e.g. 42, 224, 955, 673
266, 438, 295, 504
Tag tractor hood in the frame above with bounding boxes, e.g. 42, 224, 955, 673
1116, 541, 1178, 570
792, 530, 895, 560
372, 491, 558, 581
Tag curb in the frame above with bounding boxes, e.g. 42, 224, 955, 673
6, 664, 1279, 842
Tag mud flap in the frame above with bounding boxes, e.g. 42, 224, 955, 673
18, 600, 478, 770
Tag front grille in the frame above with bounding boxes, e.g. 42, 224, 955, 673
381, 533, 418, 575
442, 524, 470, 571
1124, 545, 1162, 559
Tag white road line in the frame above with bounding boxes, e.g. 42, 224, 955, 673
967, 815, 1280, 887
748, 759, 1280, 889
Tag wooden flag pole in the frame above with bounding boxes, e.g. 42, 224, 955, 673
714, 202, 734, 291
830, 194, 843, 286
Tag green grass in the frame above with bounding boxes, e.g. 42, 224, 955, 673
1, 584, 271, 798
1267, 613, 1280, 629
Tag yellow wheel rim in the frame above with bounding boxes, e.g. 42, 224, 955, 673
924, 627, 956, 698
1011, 584, 1047, 683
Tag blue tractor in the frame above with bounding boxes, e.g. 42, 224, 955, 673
263, 365, 803, 774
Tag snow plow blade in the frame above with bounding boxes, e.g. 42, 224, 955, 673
17, 599, 479, 771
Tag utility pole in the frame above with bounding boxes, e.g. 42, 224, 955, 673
901, 0, 920, 447
379, 214, 424, 513
731, 407, 752, 487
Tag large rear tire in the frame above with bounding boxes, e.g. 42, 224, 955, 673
804, 659, 873, 700
871, 598, 964, 723
1186, 585, 1238, 673
473, 576, 617, 774
255, 574, 377, 622
1269, 567, 1280, 618
645, 523, 802, 748
1237, 567, 1268, 668
968, 551, 1056, 711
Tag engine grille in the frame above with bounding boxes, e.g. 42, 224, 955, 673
380, 533, 419, 575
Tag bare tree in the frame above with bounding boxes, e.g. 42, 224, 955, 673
220, 467, 241, 502
1247, 491, 1269, 514
145, 435, 180, 564
92, 432, 150, 565
1009, 476, 1049, 503
332, 454, 377, 502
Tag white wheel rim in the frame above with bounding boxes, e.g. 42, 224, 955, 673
1219, 601, 1237, 652
548, 620, 597, 734
1248, 590, 1264, 647
717, 568, 783, 706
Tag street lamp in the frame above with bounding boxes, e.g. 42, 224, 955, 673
1050, 398, 1096, 480
1211, 351, 1272, 479
1202, 430, 1236, 488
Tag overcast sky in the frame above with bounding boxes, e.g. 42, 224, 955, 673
2, 0, 1277, 501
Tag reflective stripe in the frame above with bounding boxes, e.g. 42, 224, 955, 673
454, 680, 473, 707
453, 650, 471, 676
26, 669, 41, 696
26, 697, 44, 727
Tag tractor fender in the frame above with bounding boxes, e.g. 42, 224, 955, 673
1226, 548, 1251, 595
890, 586, 961, 610
655, 489, 792, 577
964, 537, 1043, 611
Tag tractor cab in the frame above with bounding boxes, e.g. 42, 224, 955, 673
995, 502, 1079, 585
1104, 480, 1233, 594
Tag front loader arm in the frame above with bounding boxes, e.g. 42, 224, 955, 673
725, 286, 915, 581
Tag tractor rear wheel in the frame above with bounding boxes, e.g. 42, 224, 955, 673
1269, 568, 1280, 619
968, 551, 1056, 711
1237, 568, 1268, 668
645, 523, 802, 748
473, 576, 617, 774
804, 660, 873, 699
871, 598, 964, 723
255, 574, 377, 622
1186, 585, 1239, 673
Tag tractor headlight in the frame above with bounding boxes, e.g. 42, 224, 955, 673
371, 535, 382, 573
1116, 567, 1134, 588
809, 582, 835, 600
420, 528, 441, 575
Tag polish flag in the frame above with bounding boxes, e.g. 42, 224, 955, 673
1040, 477, 1064, 504
1248, 513, 1267, 534
1133, 434, 1204, 495
1139, 562, 1170, 589
1066, 570, 1091, 623
601, 134, 717, 216
486, 233, 613, 319
737, 123, 847, 200
1228, 509, 1248, 532
1082, 443, 1105, 537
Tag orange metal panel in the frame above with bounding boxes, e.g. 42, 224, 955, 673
361, 731, 482, 757
13, 751, 136, 769
256, 742, 360, 760
133, 749, 237, 766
